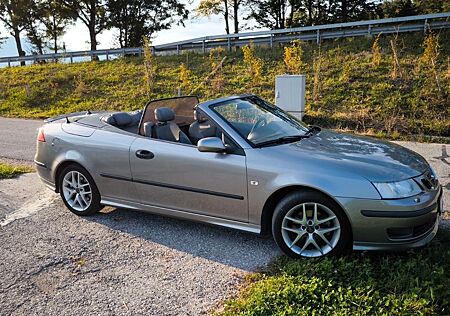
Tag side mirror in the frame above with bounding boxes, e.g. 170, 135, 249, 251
197, 137, 227, 153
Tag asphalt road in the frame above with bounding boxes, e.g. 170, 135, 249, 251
0, 117, 43, 162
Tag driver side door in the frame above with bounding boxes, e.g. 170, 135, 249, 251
129, 137, 249, 222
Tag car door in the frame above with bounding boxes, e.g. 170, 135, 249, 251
129, 137, 248, 222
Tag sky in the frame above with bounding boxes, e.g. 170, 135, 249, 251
0, 0, 238, 56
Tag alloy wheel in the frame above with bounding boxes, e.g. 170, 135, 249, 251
62, 171, 92, 212
281, 202, 341, 257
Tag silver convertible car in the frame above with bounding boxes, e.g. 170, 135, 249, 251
35, 95, 443, 258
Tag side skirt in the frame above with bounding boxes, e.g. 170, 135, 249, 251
101, 196, 261, 235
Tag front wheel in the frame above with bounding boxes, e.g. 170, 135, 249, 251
59, 164, 103, 216
272, 191, 351, 258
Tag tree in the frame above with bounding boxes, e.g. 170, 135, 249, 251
247, 0, 288, 29
335, 0, 380, 22
61, 0, 108, 51
37, 0, 76, 53
196, 0, 230, 34
380, 0, 417, 17
24, 8, 46, 55
230, 0, 246, 33
0, 0, 31, 60
413, 0, 450, 14
107, 0, 188, 48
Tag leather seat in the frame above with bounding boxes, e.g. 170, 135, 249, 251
189, 109, 218, 144
153, 107, 191, 144
143, 122, 154, 138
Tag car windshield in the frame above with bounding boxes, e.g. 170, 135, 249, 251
211, 96, 309, 146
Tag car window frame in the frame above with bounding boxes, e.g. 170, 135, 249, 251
209, 96, 308, 148
135, 107, 246, 156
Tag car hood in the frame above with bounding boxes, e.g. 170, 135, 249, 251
277, 130, 429, 182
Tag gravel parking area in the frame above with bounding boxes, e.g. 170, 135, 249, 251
0, 176, 280, 315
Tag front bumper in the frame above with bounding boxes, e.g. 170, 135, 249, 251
336, 186, 443, 251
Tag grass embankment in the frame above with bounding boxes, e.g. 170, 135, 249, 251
218, 230, 450, 315
0, 31, 449, 139
0, 163, 34, 179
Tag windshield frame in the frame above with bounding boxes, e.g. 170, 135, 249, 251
209, 96, 309, 148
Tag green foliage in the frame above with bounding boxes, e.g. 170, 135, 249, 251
218, 230, 450, 315
106, 0, 189, 48
0, 163, 34, 179
0, 31, 449, 138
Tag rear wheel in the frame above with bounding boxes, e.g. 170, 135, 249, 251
58, 164, 102, 216
272, 190, 350, 258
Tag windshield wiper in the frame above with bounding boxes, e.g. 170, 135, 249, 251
255, 135, 309, 148
305, 125, 321, 136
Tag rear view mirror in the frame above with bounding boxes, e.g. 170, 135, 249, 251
197, 137, 227, 153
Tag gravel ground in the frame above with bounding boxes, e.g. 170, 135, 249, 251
0, 140, 449, 315
0, 178, 280, 316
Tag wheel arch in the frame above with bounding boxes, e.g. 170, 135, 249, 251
259, 185, 353, 238
53, 160, 89, 193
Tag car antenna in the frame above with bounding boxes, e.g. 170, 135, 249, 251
66, 116, 70, 124
86, 110, 92, 115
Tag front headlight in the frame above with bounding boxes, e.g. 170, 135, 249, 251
372, 179, 422, 199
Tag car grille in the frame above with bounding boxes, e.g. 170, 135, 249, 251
387, 213, 437, 241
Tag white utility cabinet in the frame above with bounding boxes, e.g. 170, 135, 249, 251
275, 75, 306, 120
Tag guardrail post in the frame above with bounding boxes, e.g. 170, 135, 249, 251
424, 18, 428, 33
70, 54, 73, 63
176, 44, 180, 55
7, 58, 11, 67
270, 34, 273, 48
227, 37, 231, 51
316, 30, 320, 44
367, 24, 371, 37
106, 51, 109, 61
202, 40, 206, 54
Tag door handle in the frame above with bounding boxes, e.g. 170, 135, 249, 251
135, 150, 155, 160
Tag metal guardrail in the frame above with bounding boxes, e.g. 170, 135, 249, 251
1, 12, 449, 66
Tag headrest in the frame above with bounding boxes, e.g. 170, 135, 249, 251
194, 109, 209, 123
155, 107, 175, 122
104, 112, 133, 127
129, 110, 142, 125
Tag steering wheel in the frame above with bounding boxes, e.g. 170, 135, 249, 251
249, 116, 267, 135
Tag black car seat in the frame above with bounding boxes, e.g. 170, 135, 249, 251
189, 109, 219, 145
153, 107, 192, 144
143, 122, 155, 138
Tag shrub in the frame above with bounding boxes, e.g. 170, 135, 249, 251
372, 33, 382, 68
284, 40, 306, 74
242, 42, 263, 87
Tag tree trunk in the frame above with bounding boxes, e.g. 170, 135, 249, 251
224, 0, 230, 34
341, 0, 348, 22
13, 30, 25, 66
307, 0, 313, 25
53, 18, 58, 54
54, 34, 58, 54
233, 0, 239, 33
89, 0, 98, 53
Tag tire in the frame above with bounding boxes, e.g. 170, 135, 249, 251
58, 164, 103, 216
272, 190, 351, 258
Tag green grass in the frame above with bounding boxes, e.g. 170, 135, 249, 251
0, 31, 449, 138
218, 230, 450, 315
0, 163, 34, 179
